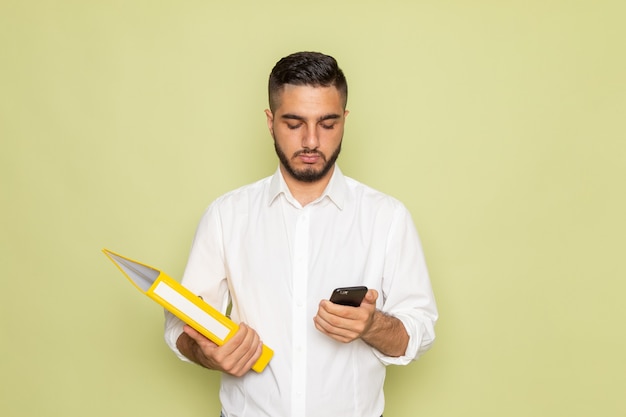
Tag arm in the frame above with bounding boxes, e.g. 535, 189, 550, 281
313, 289, 409, 357
314, 204, 438, 359
164, 203, 260, 374
176, 323, 263, 377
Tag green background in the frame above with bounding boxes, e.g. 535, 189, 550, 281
1, 1, 625, 416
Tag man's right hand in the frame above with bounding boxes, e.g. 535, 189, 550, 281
176, 323, 263, 377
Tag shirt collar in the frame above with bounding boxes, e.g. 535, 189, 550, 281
268, 165, 347, 210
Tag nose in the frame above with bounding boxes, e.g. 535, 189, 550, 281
302, 125, 319, 150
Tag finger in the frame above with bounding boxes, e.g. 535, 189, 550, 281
240, 340, 264, 373
314, 313, 358, 342
183, 325, 214, 347
220, 322, 253, 355
225, 324, 262, 375
182, 324, 200, 338
319, 300, 367, 324
314, 317, 357, 343
231, 324, 257, 356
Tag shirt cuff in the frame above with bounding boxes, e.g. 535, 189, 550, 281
163, 311, 193, 363
372, 312, 435, 366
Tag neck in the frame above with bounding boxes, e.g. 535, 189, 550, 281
280, 165, 335, 206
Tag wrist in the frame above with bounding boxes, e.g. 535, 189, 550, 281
177, 332, 208, 368
361, 310, 409, 357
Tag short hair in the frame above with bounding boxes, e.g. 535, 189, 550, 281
268, 51, 348, 112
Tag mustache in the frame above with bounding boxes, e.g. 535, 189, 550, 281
294, 149, 325, 159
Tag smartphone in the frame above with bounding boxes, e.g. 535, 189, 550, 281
329, 286, 368, 307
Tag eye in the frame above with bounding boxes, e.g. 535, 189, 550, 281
320, 123, 335, 130
287, 123, 302, 130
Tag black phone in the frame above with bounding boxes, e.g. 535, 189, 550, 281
329, 286, 368, 307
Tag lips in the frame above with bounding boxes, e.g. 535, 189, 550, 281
296, 151, 323, 164
299, 154, 320, 163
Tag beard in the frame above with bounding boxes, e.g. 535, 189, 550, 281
273, 138, 342, 183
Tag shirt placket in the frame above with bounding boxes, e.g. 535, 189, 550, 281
291, 207, 309, 417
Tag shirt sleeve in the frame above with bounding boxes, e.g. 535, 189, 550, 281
374, 203, 438, 366
163, 202, 231, 360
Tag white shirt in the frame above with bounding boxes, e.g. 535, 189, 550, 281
164, 166, 438, 417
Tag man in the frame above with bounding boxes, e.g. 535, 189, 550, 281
164, 51, 438, 417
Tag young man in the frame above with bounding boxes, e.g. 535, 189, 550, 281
164, 51, 438, 417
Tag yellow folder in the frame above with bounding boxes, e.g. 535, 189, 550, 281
102, 248, 273, 373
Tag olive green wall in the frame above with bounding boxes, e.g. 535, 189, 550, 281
1, 1, 624, 416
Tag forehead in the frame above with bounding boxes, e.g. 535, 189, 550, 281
273, 84, 344, 115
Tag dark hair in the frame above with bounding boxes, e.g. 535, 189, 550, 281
268, 51, 348, 112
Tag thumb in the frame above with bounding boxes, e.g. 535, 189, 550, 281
183, 325, 202, 341
363, 289, 378, 305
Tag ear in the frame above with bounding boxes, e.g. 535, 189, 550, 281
344, 109, 350, 119
265, 109, 274, 136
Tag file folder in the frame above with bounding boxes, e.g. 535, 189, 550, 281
102, 248, 273, 373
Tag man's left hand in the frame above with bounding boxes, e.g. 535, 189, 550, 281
313, 289, 378, 343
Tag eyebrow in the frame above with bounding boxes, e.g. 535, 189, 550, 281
281, 113, 342, 122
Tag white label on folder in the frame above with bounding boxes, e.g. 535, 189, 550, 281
153, 281, 230, 341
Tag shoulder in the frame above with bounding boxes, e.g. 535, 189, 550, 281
342, 176, 422, 244
343, 175, 407, 213
211, 176, 272, 208
196, 176, 273, 226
